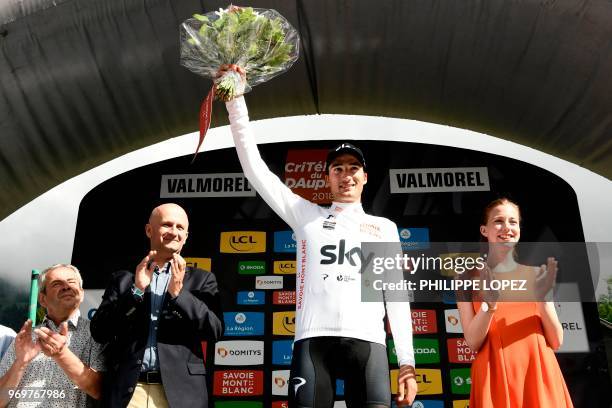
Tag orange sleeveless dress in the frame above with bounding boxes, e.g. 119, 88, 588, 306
469, 301, 574, 408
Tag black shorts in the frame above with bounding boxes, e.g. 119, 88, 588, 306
288, 337, 391, 408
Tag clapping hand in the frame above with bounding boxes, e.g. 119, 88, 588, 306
14, 320, 41, 366
167, 253, 187, 298
135, 250, 157, 291
536, 257, 558, 301
35, 323, 68, 358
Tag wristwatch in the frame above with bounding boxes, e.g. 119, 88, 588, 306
481, 302, 497, 313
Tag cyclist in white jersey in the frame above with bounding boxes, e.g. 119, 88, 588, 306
223, 71, 416, 407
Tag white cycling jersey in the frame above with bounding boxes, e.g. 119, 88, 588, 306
226, 97, 415, 366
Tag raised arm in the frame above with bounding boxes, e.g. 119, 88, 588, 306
225, 96, 313, 229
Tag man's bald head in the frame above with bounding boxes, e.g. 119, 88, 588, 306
146, 203, 189, 258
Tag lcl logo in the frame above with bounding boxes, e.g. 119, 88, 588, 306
220, 231, 266, 253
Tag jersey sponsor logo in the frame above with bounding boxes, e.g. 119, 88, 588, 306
237, 291, 265, 305
290, 377, 307, 397
360, 223, 382, 238
411, 309, 438, 334
214, 341, 264, 365
273, 291, 296, 305
238, 260, 266, 275
213, 370, 263, 396
274, 231, 297, 253
323, 214, 336, 230
447, 338, 476, 363
255, 276, 283, 290
161, 173, 255, 197
444, 309, 463, 333
215, 402, 263, 408
319, 239, 375, 267
220, 232, 266, 253
184, 257, 212, 272
223, 312, 264, 336
452, 400, 470, 408
397, 227, 430, 251
450, 368, 471, 395
272, 370, 290, 396
273, 260, 296, 274
272, 340, 293, 365
389, 167, 490, 193
272, 312, 296, 335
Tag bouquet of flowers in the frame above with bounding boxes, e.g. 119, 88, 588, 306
180, 6, 300, 157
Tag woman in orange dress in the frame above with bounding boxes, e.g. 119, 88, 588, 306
457, 198, 573, 408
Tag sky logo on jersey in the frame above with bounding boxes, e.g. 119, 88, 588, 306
215, 402, 263, 408
214, 341, 264, 366
444, 309, 463, 333
397, 227, 430, 251
271, 370, 290, 396
447, 338, 476, 363
452, 400, 470, 408
450, 368, 471, 394
319, 239, 375, 267
184, 257, 212, 272
238, 260, 266, 275
274, 231, 297, 253
223, 312, 264, 337
213, 370, 263, 396
411, 309, 438, 334
272, 340, 293, 365
274, 260, 296, 274
273, 291, 296, 305
220, 231, 266, 253
273, 312, 296, 335
237, 291, 265, 306
255, 276, 283, 290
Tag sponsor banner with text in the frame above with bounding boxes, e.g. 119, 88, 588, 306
390, 368, 443, 395
238, 260, 266, 275
273, 291, 296, 305
256, 276, 284, 290
184, 257, 212, 272
274, 231, 297, 253
273, 311, 296, 336
161, 173, 255, 197
450, 368, 471, 394
447, 338, 476, 363
397, 227, 430, 251
214, 341, 264, 366
274, 260, 296, 274
284, 149, 331, 204
220, 231, 266, 254
213, 370, 263, 396
223, 312, 264, 337
272, 340, 293, 365
389, 167, 490, 193
236, 291, 265, 305
444, 309, 463, 334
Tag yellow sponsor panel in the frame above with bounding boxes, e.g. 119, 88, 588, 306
390, 369, 399, 394
414, 368, 443, 395
220, 231, 266, 253
184, 257, 212, 271
273, 260, 296, 275
439, 252, 481, 277
273, 311, 295, 336
453, 400, 470, 408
